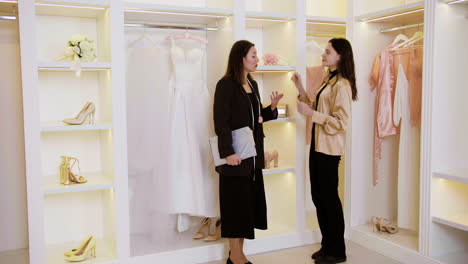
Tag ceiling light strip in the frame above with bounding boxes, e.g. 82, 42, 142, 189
124, 9, 226, 18
363, 8, 424, 23
35, 3, 106, 10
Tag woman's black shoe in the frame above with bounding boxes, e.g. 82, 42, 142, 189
311, 249, 325, 260
314, 255, 347, 264
226, 257, 233, 264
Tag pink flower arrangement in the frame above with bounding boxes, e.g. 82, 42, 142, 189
262, 53, 279, 65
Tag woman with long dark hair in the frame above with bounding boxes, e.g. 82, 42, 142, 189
213, 40, 283, 264
291, 38, 357, 264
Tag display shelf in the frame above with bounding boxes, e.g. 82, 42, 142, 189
0, 1, 17, 17
124, 2, 232, 26
353, 224, 419, 252
356, 1, 424, 23
0, 249, 28, 264
255, 66, 295, 72
445, 0, 468, 5
46, 238, 115, 264
433, 169, 468, 184
263, 167, 295, 175
38, 61, 111, 71
246, 11, 295, 28
436, 250, 468, 264
44, 172, 114, 195
433, 215, 468, 232
41, 122, 112, 132
307, 16, 346, 35
35, 1, 109, 18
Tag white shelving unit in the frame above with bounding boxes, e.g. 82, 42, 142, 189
433, 169, 468, 184
11, 0, 468, 264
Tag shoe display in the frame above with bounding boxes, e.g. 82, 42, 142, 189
64, 235, 96, 262
193, 217, 211, 240
63, 102, 96, 125
59, 156, 87, 185
264, 150, 279, 169
204, 219, 221, 242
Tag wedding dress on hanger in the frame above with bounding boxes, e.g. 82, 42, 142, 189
166, 38, 219, 232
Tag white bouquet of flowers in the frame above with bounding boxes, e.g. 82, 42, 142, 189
57, 34, 97, 76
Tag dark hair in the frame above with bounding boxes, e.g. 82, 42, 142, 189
224, 40, 255, 84
329, 38, 358, 101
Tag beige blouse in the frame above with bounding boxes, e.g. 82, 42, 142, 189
299, 72, 353, 156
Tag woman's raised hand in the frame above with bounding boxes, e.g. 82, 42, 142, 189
291, 72, 306, 96
270, 91, 284, 110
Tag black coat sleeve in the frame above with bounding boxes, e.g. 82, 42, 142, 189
213, 78, 235, 158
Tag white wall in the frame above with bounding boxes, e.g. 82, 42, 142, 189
0, 19, 28, 252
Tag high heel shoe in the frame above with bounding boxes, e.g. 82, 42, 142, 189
271, 150, 279, 167
63, 102, 96, 125
64, 235, 96, 262
377, 218, 399, 234
193, 218, 211, 240
68, 157, 87, 184
64, 235, 92, 257
264, 150, 279, 169
204, 219, 221, 242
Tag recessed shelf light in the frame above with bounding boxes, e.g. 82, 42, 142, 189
35, 3, 106, 10
362, 8, 424, 23
125, 9, 226, 18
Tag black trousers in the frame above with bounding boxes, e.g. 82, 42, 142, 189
309, 150, 346, 258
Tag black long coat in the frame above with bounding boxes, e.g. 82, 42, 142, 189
213, 75, 278, 176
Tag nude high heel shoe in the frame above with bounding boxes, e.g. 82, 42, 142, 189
271, 150, 279, 167
193, 218, 211, 240
378, 218, 399, 234
63, 102, 96, 125
64, 235, 96, 262
264, 152, 272, 169
204, 219, 221, 242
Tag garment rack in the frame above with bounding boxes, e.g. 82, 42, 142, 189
380, 23, 424, 33
124, 23, 218, 31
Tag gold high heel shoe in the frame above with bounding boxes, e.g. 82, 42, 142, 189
64, 235, 96, 262
67, 157, 87, 184
193, 218, 211, 240
63, 102, 96, 125
64, 235, 92, 257
377, 218, 399, 234
204, 219, 221, 242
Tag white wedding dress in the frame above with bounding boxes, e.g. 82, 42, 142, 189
167, 39, 219, 232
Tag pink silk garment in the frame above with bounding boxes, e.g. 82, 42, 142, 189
305, 66, 327, 144
370, 45, 399, 185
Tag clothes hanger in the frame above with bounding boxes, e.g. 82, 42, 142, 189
391, 33, 409, 45
165, 28, 208, 44
391, 31, 423, 50
127, 25, 160, 48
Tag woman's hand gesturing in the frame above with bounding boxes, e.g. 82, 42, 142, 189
270, 91, 284, 110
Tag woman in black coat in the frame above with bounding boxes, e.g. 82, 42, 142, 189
213, 40, 284, 264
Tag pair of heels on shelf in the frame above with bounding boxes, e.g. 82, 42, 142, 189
64, 235, 96, 262
371, 216, 399, 234
60, 156, 87, 185
192, 218, 221, 242
264, 150, 279, 169
63, 102, 96, 125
